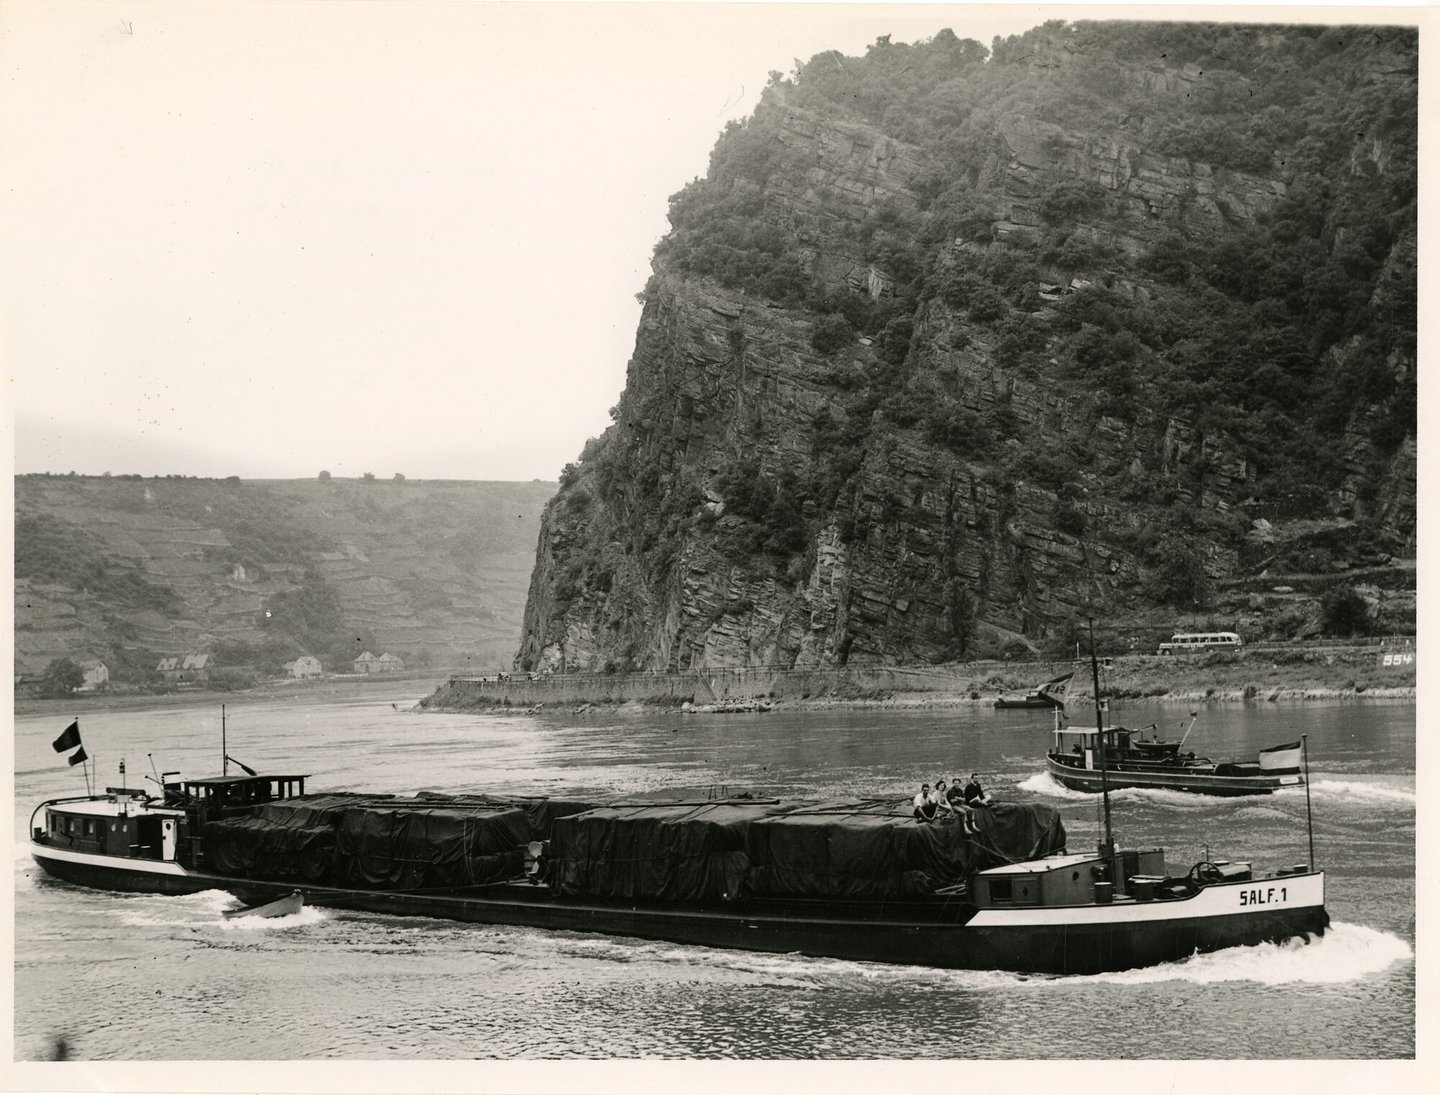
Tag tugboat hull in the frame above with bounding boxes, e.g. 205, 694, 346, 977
1046, 756, 1304, 796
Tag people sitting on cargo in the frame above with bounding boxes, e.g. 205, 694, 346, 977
945, 777, 979, 834
913, 784, 938, 822
932, 779, 955, 814
963, 773, 989, 807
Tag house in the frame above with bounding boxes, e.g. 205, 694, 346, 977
377, 653, 405, 673
353, 651, 382, 674
78, 660, 109, 691
157, 653, 210, 684
286, 655, 323, 679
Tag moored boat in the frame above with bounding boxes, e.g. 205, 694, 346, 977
28, 708, 1328, 976
993, 671, 1074, 710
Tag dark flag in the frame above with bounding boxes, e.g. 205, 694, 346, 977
68, 746, 88, 767
52, 721, 81, 753
226, 755, 258, 777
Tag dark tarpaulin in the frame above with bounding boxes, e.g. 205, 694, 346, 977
745, 803, 931, 899
964, 800, 1067, 870
203, 816, 338, 882
414, 790, 604, 842
745, 800, 1068, 899
549, 802, 789, 902
334, 805, 529, 890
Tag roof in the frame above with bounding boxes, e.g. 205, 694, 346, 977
181, 774, 309, 788
978, 853, 1100, 876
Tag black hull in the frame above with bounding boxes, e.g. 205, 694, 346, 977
30, 846, 1328, 976
1046, 756, 1297, 797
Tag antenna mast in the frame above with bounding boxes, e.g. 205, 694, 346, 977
221, 705, 228, 777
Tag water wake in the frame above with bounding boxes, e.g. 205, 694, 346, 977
1309, 779, 1415, 806
1077, 921, 1412, 986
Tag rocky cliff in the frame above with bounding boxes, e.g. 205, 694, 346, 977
518, 22, 1416, 672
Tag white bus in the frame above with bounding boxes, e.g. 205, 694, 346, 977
1156, 632, 1243, 655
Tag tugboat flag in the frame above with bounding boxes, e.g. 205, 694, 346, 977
52, 721, 81, 753
67, 746, 89, 767
1258, 741, 1303, 774
1042, 673, 1074, 694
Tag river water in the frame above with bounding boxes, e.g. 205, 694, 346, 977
11, 691, 1416, 1062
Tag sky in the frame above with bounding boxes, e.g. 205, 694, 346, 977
0, 1, 1417, 482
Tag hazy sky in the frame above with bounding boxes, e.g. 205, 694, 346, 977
0, 1, 1399, 481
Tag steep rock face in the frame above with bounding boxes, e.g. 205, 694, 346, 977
519, 23, 1416, 670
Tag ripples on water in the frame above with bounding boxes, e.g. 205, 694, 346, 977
11, 694, 1416, 1061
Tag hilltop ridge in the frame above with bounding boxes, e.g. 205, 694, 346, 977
14, 474, 555, 684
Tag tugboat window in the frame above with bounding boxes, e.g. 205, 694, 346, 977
990, 879, 1014, 903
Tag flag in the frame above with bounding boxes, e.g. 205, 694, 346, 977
226, 755, 258, 777
1041, 672, 1074, 696
68, 746, 88, 767
52, 720, 81, 753
1258, 741, 1303, 774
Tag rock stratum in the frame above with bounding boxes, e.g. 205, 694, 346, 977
15, 475, 554, 681
518, 22, 1416, 672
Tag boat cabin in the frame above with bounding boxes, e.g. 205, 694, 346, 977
1052, 725, 1181, 769
971, 848, 1169, 907
36, 788, 185, 861
168, 774, 308, 819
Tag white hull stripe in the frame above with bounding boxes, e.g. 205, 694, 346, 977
31, 843, 192, 877
969, 874, 1324, 927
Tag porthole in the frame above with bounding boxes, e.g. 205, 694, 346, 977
1072, 871, 1080, 881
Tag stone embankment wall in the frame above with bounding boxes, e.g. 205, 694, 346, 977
428, 661, 1079, 707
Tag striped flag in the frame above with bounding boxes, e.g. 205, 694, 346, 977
1258, 741, 1303, 774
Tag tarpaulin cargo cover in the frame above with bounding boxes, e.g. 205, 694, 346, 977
549, 801, 793, 902
414, 791, 604, 842
745, 800, 1066, 899
336, 805, 530, 890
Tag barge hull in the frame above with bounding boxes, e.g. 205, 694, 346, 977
29, 844, 1327, 976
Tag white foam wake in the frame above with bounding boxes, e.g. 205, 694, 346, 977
1309, 779, 1416, 806
1015, 773, 1092, 799
1078, 921, 1412, 985
1014, 772, 1220, 809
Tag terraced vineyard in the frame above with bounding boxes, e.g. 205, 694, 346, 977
14, 475, 554, 683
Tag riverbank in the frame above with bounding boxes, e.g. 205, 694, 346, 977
422, 647, 1416, 715
11, 673, 442, 718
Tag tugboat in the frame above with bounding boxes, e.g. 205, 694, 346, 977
1045, 711, 1307, 797
29, 685, 1328, 976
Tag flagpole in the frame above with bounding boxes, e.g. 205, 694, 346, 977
222, 704, 228, 778
1302, 734, 1315, 869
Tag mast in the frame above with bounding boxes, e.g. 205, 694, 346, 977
1087, 618, 1114, 856
222, 704, 228, 777
1302, 734, 1316, 869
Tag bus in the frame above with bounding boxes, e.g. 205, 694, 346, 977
1156, 632, 1243, 655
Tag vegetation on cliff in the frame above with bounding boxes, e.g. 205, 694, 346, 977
521, 20, 1416, 672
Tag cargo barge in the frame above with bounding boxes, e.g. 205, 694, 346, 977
29, 768, 1327, 976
